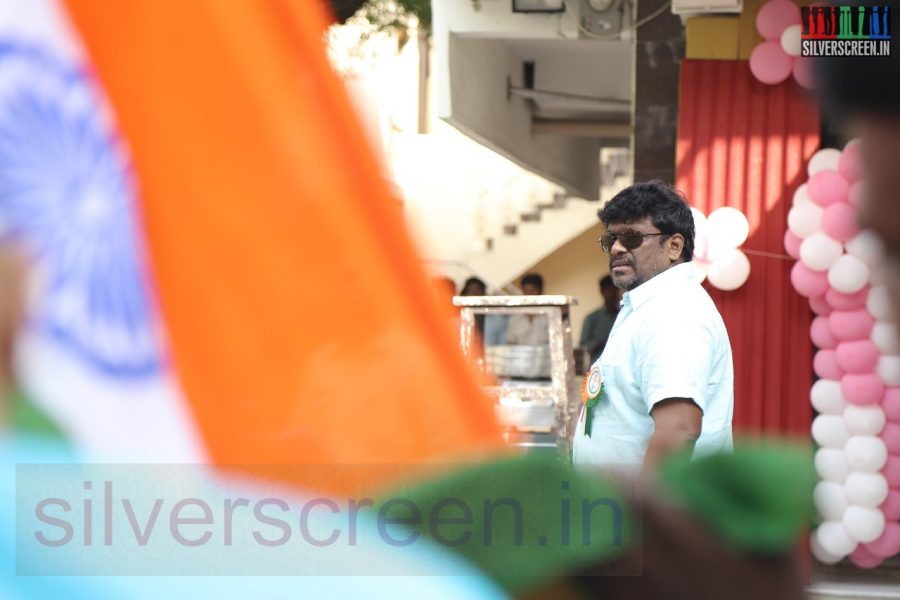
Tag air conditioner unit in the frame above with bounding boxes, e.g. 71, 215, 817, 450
671, 0, 742, 16
578, 0, 625, 39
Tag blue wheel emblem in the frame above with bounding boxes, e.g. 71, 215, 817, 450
0, 43, 162, 377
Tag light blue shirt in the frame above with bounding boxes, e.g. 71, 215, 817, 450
572, 262, 734, 470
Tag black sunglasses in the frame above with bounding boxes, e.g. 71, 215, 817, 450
598, 229, 668, 253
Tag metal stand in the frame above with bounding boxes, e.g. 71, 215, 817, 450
455, 295, 581, 462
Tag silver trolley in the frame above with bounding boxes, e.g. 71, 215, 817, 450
454, 295, 583, 460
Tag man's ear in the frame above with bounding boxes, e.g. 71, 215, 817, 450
666, 234, 685, 261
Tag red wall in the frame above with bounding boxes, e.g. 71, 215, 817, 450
676, 60, 820, 436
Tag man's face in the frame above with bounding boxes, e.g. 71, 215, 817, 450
857, 116, 900, 337
522, 283, 542, 296
463, 282, 486, 296
605, 217, 682, 291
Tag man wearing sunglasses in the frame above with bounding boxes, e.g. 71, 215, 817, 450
572, 181, 734, 474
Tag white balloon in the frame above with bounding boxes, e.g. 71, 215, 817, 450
809, 148, 843, 177
780, 24, 802, 57
843, 505, 886, 543
877, 355, 900, 387
816, 448, 851, 482
813, 414, 850, 448
817, 520, 858, 557
707, 206, 750, 250
690, 207, 707, 230
706, 248, 751, 291
788, 202, 824, 239
793, 184, 812, 208
846, 230, 885, 267
811, 530, 845, 564
868, 285, 895, 323
845, 472, 890, 507
692, 260, 709, 284
828, 255, 870, 294
872, 322, 900, 355
844, 406, 886, 437
800, 233, 845, 272
811, 379, 847, 415
692, 208, 710, 261
815, 481, 850, 521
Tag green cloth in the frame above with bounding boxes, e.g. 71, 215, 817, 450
385, 445, 815, 595
10, 387, 68, 442
658, 444, 816, 554
379, 454, 635, 594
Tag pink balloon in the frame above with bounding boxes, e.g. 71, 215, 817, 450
843, 373, 885, 405
840, 143, 863, 183
792, 56, 814, 90
756, 0, 801, 40
883, 456, 900, 487
836, 340, 880, 373
826, 287, 869, 311
784, 230, 802, 260
882, 489, 900, 521
791, 262, 829, 298
808, 170, 850, 207
821, 202, 861, 242
864, 523, 900, 559
884, 388, 900, 422
814, 350, 844, 380
811, 315, 839, 349
749, 41, 793, 85
849, 181, 865, 207
829, 308, 875, 341
850, 545, 885, 569
810, 294, 832, 316
882, 422, 900, 453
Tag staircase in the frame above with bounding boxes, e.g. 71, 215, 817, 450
466, 174, 630, 289
392, 127, 630, 290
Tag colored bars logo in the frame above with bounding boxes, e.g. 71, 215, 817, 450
801, 5, 891, 56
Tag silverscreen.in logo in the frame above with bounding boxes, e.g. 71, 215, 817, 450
801, 5, 891, 57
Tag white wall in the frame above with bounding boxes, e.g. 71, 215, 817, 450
432, 0, 579, 121
328, 14, 627, 295
446, 35, 603, 199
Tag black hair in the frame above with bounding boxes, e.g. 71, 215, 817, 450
814, 2, 899, 119
461, 276, 486, 294
597, 180, 695, 262
599, 275, 615, 290
521, 273, 544, 289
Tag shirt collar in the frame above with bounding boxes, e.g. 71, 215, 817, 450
622, 262, 695, 311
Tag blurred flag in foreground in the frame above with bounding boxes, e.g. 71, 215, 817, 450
0, 0, 500, 492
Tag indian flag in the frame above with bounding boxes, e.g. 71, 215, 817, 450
1, 0, 500, 490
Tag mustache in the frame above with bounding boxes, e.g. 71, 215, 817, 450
610, 257, 633, 268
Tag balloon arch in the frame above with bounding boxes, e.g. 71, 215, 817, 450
784, 141, 900, 567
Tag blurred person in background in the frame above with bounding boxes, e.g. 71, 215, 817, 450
815, 7, 900, 336
432, 275, 458, 306
579, 275, 622, 364
505, 273, 549, 346
461, 276, 487, 339
461, 276, 486, 297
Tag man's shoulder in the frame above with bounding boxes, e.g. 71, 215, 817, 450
642, 282, 726, 333
584, 306, 604, 321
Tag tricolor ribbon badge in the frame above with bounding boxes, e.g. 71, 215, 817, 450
582, 364, 603, 437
